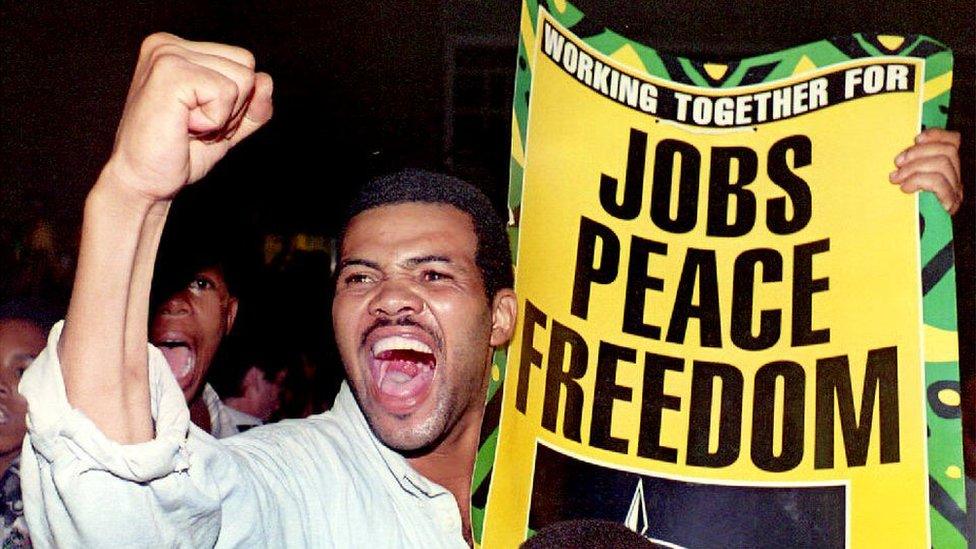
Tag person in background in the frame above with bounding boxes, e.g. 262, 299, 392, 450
0, 299, 55, 547
209, 336, 291, 431
148, 203, 254, 438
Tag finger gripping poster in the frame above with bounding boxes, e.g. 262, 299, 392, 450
472, 2, 967, 547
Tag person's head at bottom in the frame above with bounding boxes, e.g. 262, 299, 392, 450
332, 168, 516, 457
0, 301, 50, 472
521, 519, 658, 548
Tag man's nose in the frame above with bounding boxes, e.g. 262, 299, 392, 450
368, 279, 424, 318
159, 291, 191, 316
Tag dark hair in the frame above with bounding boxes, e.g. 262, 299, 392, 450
521, 519, 656, 548
208, 334, 295, 399
0, 297, 60, 332
150, 192, 256, 312
339, 169, 513, 300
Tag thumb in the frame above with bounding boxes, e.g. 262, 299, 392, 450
187, 106, 222, 134
229, 72, 274, 147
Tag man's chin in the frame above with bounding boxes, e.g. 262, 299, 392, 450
373, 426, 437, 454
347, 379, 442, 451
179, 379, 205, 404
0, 434, 25, 456
365, 402, 443, 452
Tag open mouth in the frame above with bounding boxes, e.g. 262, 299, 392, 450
155, 337, 196, 386
369, 335, 436, 409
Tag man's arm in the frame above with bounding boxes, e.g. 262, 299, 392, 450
58, 33, 273, 443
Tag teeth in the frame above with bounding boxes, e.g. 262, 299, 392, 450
372, 336, 432, 356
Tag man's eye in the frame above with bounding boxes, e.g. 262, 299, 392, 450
423, 270, 452, 282
344, 273, 374, 285
13, 356, 34, 377
190, 277, 215, 291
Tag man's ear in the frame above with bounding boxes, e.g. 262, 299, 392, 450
489, 289, 517, 347
242, 366, 262, 396
225, 297, 239, 335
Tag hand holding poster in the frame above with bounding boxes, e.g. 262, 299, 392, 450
473, 2, 967, 547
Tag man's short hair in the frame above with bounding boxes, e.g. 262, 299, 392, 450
209, 334, 294, 399
339, 169, 514, 300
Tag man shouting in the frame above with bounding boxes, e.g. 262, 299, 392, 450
20, 34, 514, 547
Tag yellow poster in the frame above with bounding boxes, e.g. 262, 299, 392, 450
478, 7, 964, 547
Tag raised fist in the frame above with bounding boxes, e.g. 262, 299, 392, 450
103, 33, 273, 202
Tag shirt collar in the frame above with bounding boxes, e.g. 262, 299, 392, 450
332, 382, 450, 499
201, 383, 239, 439
223, 405, 263, 430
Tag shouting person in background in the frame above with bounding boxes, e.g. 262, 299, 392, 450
148, 208, 252, 438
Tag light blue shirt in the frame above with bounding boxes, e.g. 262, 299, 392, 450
20, 322, 468, 548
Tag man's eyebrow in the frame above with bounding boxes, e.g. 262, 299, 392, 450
336, 258, 381, 271
403, 255, 452, 267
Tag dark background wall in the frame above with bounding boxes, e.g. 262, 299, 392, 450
1, 0, 972, 450
3, 1, 971, 234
